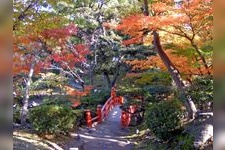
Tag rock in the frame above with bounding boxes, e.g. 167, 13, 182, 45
194, 124, 213, 149
184, 115, 213, 149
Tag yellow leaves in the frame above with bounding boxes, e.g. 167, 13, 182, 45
116, 15, 153, 36
143, 33, 153, 46
150, 50, 212, 77
126, 58, 155, 71
116, 0, 210, 42
126, 46, 212, 79
151, 2, 170, 14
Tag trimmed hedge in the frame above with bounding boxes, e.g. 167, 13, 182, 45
29, 105, 76, 135
146, 99, 183, 141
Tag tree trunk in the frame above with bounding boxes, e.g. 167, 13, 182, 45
142, 0, 197, 119
103, 71, 111, 89
193, 56, 204, 75
20, 61, 35, 126
111, 64, 121, 88
143, 0, 149, 16
111, 72, 119, 88
89, 65, 94, 86
152, 30, 197, 119
89, 70, 94, 85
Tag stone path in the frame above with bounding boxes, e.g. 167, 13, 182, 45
63, 106, 134, 150
13, 136, 53, 150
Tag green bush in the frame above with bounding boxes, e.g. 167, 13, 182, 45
13, 106, 21, 124
173, 134, 194, 150
135, 71, 172, 86
117, 86, 148, 97
118, 70, 174, 103
144, 85, 173, 102
42, 96, 72, 107
146, 99, 183, 141
81, 88, 110, 106
187, 76, 213, 110
31, 73, 68, 90
29, 105, 76, 135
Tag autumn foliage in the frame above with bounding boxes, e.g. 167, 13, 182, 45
65, 85, 93, 97
114, 0, 212, 79
126, 49, 212, 78
13, 24, 90, 75
65, 85, 93, 107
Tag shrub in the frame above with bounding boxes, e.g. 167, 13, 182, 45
29, 105, 76, 135
42, 96, 72, 107
81, 88, 110, 106
135, 71, 172, 86
187, 76, 213, 110
144, 85, 173, 102
31, 73, 68, 90
145, 99, 183, 141
117, 86, 150, 99
13, 106, 21, 124
173, 134, 194, 149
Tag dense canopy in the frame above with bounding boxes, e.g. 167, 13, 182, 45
13, 0, 213, 149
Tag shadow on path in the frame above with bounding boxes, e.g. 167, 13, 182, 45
63, 106, 134, 150
13, 136, 53, 150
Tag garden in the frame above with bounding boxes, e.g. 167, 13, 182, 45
13, 0, 213, 149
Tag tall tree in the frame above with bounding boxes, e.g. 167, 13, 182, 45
14, 24, 90, 126
158, 0, 213, 75
57, 0, 142, 88
113, 0, 212, 118
14, 34, 51, 126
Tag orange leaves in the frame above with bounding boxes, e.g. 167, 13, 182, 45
50, 43, 90, 69
13, 34, 39, 50
126, 58, 154, 71
74, 44, 90, 56
124, 73, 141, 79
115, 14, 155, 46
114, 0, 212, 47
41, 24, 90, 66
116, 15, 153, 35
127, 49, 212, 78
41, 24, 77, 40
65, 85, 93, 97
13, 23, 90, 76
114, 0, 212, 80
65, 85, 93, 106
151, 2, 170, 14
115, 2, 190, 45
178, 0, 213, 27
125, 45, 213, 78
122, 37, 142, 46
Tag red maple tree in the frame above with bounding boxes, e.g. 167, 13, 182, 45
13, 24, 90, 125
